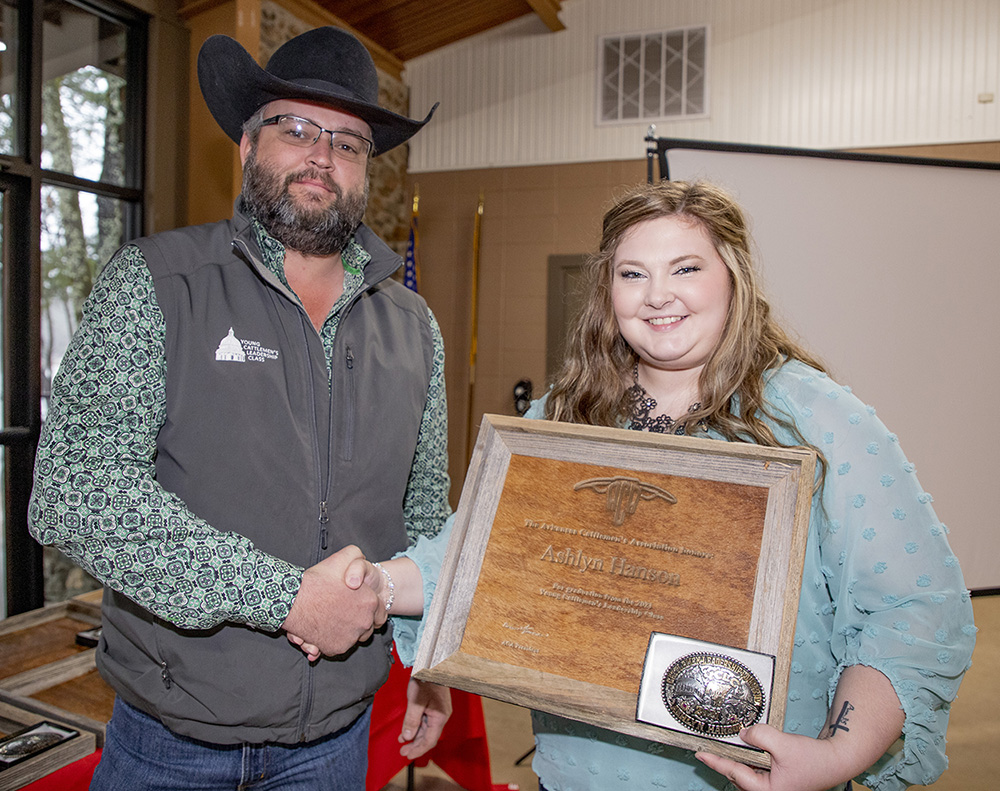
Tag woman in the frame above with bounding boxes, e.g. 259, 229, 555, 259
297, 180, 975, 791
523, 180, 975, 791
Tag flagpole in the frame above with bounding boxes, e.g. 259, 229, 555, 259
465, 191, 484, 465
411, 184, 421, 291
403, 185, 421, 293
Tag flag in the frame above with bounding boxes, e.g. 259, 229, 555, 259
403, 185, 420, 292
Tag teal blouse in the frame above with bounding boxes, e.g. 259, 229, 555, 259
399, 359, 975, 791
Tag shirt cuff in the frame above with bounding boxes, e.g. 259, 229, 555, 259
389, 513, 455, 666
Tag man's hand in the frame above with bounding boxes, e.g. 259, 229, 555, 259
282, 545, 386, 659
287, 555, 388, 660
398, 678, 452, 760
347, 556, 390, 608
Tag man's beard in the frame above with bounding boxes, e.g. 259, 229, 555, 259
240, 146, 369, 256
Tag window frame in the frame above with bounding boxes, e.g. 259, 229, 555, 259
1, 0, 147, 616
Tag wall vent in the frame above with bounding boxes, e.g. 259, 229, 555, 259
598, 26, 708, 124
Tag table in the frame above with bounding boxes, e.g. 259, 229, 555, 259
19, 652, 499, 791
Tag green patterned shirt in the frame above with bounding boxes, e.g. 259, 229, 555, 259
29, 223, 450, 632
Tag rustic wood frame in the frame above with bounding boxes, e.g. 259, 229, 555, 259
414, 415, 816, 767
0, 697, 96, 790
0, 597, 101, 694
0, 591, 109, 745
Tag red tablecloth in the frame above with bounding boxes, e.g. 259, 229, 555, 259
22, 747, 101, 791
23, 653, 503, 791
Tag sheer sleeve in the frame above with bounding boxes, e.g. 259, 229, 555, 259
390, 513, 455, 666
765, 364, 975, 790
391, 393, 549, 664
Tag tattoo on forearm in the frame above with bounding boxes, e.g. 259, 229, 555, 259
828, 700, 855, 736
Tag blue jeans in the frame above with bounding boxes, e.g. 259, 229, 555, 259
91, 698, 371, 791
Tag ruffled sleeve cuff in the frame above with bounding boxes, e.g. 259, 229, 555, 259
831, 595, 976, 791
390, 513, 456, 666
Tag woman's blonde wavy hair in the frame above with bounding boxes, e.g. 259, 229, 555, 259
546, 180, 826, 458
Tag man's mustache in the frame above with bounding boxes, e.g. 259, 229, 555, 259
285, 169, 342, 198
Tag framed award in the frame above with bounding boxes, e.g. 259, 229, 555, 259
414, 415, 815, 767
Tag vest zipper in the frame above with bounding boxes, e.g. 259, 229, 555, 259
319, 501, 329, 549
297, 309, 328, 742
233, 227, 401, 742
342, 346, 356, 460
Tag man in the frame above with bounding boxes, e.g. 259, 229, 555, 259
29, 26, 451, 790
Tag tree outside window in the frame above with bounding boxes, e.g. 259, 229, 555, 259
0, 0, 145, 615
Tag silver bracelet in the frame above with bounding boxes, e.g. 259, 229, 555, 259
371, 562, 395, 613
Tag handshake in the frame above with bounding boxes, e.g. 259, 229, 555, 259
281, 544, 398, 661
280, 545, 452, 760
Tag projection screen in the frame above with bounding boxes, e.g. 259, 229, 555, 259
658, 142, 999, 590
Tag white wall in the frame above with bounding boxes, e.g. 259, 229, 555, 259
405, 0, 1000, 172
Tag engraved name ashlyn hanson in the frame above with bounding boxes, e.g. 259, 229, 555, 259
539, 544, 681, 584
494, 474, 715, 655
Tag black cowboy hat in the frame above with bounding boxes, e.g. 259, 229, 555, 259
197, 26, 437, 155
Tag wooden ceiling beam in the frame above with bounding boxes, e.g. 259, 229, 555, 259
178, 0, 405, 78
330, 0, 535, 62
524, 0, 564, 32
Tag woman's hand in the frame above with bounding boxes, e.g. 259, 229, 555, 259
286, 555, 426, 659
696, 725, 849, 791
697, 664, 904, 791
398, 677, 453, 760
282, 546, 385, 661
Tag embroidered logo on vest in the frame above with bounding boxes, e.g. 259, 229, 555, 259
215, 328, 279, 363
215, 328, 246, 362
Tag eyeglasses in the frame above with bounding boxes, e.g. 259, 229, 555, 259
260, 115, 373, 163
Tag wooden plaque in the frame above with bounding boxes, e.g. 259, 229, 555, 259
414, 415, 815, 767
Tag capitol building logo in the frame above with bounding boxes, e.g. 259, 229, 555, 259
215, 328, 246, 362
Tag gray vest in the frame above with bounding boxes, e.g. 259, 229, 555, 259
96, 207, 434, 745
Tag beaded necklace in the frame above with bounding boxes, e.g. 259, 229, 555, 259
626, 364, 702, 435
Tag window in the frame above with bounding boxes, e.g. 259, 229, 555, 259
598, 26, 708, 124
0, 0, 146, 616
